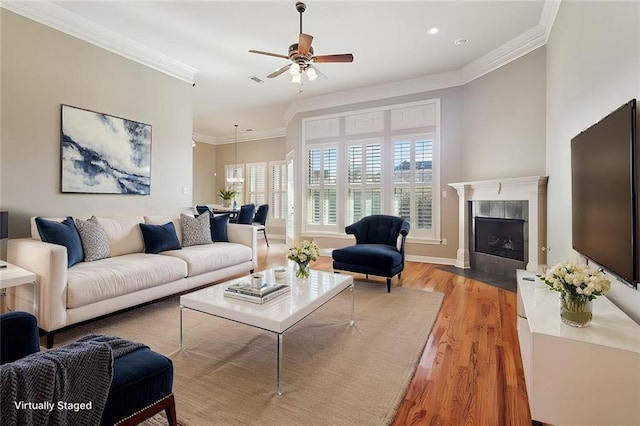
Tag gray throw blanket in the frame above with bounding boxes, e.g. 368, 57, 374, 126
0, 334, 147, 426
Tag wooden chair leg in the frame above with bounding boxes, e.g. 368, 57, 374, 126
386, 278, 391, 293
262, 229, 269, 247
164, 394, 177, 426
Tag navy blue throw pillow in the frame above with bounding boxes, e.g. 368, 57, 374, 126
210, 214, 229, 242
139, 222, 181, 254
35, 216, 84, 267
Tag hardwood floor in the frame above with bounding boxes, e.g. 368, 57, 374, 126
257, 241, 532, 426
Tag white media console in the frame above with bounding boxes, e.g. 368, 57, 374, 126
516, 269, 640, 425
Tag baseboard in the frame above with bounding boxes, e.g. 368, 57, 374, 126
405, 255, 457, 265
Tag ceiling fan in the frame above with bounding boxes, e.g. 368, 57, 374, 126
249, 2, 354, 83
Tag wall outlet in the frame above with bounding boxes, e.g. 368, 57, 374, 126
442, 238, 447, 245
442, 190, 447, 198
182, 187, 189, 194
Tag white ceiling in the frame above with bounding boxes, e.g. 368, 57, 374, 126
7, 1, 550, 141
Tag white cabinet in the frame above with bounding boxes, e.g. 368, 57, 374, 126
516, 269, 640, 425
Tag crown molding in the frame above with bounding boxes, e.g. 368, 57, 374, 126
194, 127, 287, 145
284, 70, 463, 124
461, 24, 546, 84
0, 1, 197, 84
539, 0, 562, 42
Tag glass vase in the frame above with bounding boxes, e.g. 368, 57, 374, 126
560, 294, 593, 327
295, 261, 310, 279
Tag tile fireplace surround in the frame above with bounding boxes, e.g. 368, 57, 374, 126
449, 176, 549, 273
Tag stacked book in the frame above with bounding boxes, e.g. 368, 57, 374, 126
224, 282, 290, 304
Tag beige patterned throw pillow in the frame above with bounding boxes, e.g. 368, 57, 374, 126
180, 213, 213, 247
75, 218, 110, 262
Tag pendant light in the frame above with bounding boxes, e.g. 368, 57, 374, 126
228, 124, 244, 183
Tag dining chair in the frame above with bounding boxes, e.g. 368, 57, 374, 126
235, 204, 256, 225
252, 204, 270, 247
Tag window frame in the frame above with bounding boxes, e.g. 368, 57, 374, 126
301, 99, 441, 243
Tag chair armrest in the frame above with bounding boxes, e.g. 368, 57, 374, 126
400, 220, 410, 237
226, 224, 258, 269
7, 238, 69, 332
0, 312, 40, 364
344, 223, 362, 243
399, 220, 410, 259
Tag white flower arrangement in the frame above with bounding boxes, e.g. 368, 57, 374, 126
287, 240, 320, 265
540, 262, 611, 301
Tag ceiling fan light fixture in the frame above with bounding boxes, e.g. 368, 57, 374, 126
306, 67, 318, 81
288, 63, 300, 76
291, 73, 302, 84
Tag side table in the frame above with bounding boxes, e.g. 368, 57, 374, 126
0, 260, 37, 316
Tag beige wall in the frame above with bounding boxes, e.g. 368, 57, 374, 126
545, 1, 640, 321
0, 10, 194, 239
192, 142, 216, 205
462, 46, 546, 181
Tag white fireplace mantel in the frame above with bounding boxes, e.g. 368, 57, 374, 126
448, 176, 549, 272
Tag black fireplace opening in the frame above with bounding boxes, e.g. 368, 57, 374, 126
475, 217, 525, 261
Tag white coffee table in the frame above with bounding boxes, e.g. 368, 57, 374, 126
179, 268, 354, 395
0, 260, 37, 316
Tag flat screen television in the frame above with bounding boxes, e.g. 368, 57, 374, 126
571, 99, 637, 288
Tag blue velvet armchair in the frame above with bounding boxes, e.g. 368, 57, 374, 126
0, 311, 177, 426
332, 215, 410, 292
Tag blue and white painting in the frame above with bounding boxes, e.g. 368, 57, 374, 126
61, 105, 151, 195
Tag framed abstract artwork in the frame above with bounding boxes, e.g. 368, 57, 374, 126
61, 104, 151, 195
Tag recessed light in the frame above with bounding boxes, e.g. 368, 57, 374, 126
427, 27, 439, 35
246, 129, 253, 132
454, 38, 468, 45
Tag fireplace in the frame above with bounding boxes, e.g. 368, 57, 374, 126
475, 217, 525, 261
449, 176, 548, 275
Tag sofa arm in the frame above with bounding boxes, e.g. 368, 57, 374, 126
226, 224, 258, 269
7, 238, 69, 332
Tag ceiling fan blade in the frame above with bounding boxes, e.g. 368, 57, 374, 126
249, 50, 289, 60
298, 33, 313, 55
267, 63, 292, 78
313, 53, 354, 63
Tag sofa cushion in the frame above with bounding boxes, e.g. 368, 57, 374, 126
30, 217, 68, 241
66, 253, 188, 309
75, 218, 110, 262
210, 214, 229, 242
180, 213, 212, 247
93, 216, 145, 257
35, 217, 84, 267
144, 215, 182, 245
162, 243, 252, 277
139, 222, 181, 254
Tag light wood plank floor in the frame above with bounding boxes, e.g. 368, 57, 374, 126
257, 241, 532, 426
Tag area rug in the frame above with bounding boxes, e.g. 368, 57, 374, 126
51, 281, 444, 426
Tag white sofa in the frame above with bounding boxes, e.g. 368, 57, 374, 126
7, 215, 257, 347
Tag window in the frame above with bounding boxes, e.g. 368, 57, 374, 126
302, 100, 440, 241
246, 162, 267, 206
270, 161, 287, 225
347, 140, 382, 223
306, 145, 338, 230
393, 136, 434, 232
